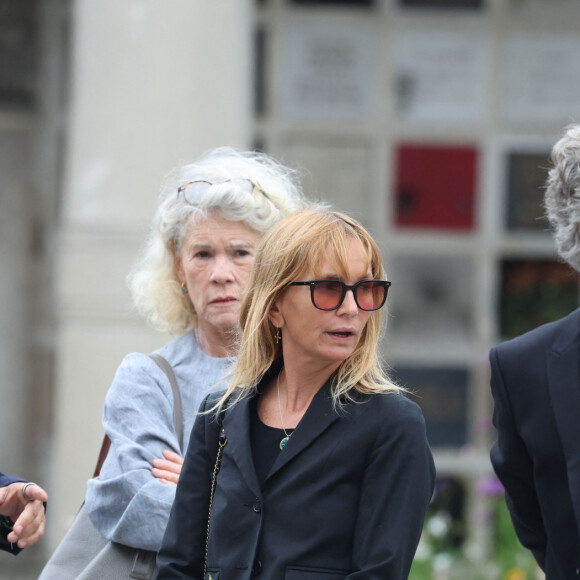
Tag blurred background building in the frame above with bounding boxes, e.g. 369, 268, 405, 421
1, 0, 579, 577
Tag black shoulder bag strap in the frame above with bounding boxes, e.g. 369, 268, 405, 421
204, 405, 228, 580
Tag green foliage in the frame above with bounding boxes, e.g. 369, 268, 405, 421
492, 500, 537, 576
409, 497, 540, 580
501, 280, 578, 339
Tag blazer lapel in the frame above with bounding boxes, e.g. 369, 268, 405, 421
223, 397, 261, 497
547, 316, 580, 538
265, 377, 340, 482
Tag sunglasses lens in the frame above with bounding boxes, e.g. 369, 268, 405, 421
356, 281, 386, 311
312, 281, 344, 310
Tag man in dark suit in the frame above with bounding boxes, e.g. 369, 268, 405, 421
0, 472, 47, 554
490, 124, 580, 579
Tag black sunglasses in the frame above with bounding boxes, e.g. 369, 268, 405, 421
288, 279, 391, 311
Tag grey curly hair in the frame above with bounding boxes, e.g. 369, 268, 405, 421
544, 124, 580, 272
128, 147, 306, 334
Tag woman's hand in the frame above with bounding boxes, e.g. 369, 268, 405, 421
152, 450, 184, 485
0, 482, 47, 548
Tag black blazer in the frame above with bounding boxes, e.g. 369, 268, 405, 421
490, 308, 580, 579
157, 368, 435, 580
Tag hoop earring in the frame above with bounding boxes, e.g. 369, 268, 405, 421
275, 328, 281, 344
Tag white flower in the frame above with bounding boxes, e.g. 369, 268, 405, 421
427, 512, 451, 539
433, 552, 452, 571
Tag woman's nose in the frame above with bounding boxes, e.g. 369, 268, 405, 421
209, 254, 235, 283
338, 288, 358, 314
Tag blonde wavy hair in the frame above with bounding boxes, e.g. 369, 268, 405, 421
127, 147, 305, 334
216, 207, 402, 410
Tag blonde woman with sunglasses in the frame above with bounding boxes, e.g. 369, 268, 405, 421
158, 208, 435, 580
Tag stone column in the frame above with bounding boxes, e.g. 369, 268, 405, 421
50, 0, 252, 547
0, 121, 34, 475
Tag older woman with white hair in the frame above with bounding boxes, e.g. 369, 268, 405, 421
43, 148, 305, 578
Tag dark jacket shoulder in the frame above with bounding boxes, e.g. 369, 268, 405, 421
343, 390, 429, 445
494, 308, 580, 360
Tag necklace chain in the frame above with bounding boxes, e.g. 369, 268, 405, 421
277, 372, 291, 450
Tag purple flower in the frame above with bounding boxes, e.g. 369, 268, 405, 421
434, 476, 449, 494
477, 475, 505, 497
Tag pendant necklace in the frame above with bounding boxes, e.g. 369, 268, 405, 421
277, 372, 291, 450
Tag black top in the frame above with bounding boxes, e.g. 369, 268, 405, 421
250, 397, 293, 485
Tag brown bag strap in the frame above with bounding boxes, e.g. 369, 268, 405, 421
92, 353, 183, 479
92, 435, 111, 478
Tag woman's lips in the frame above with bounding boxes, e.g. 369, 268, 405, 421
211, 296, 237, 305
327, 329, 355, 338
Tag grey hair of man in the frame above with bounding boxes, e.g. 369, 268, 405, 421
545, 124, 580, 272
128, 147, 306, 335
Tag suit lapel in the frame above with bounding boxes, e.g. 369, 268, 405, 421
223, 397, 261, 497
547, 315, 580, 538
265, 377, 340, 482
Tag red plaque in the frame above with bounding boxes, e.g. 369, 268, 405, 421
394, 144, 478, 230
